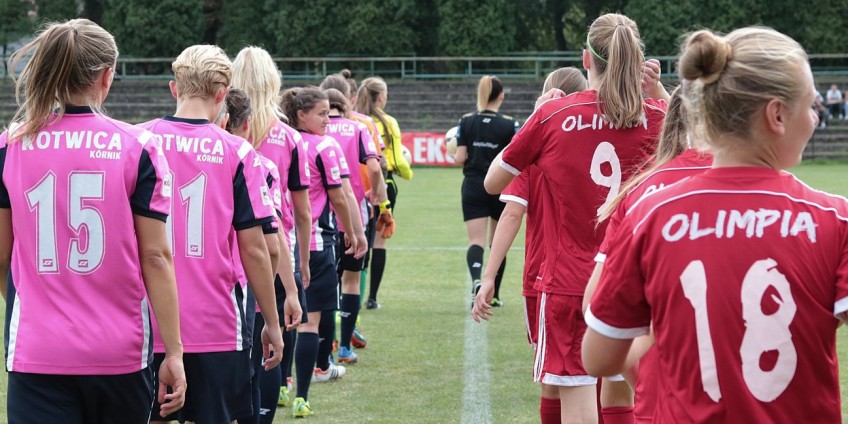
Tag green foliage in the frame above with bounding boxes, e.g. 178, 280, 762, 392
626, 0, 848, 56
436, 0, 517, 56
36, 0, 81, 22
216, 0, 277, 53
102, 0, 203, 58
0, 0, 33, 54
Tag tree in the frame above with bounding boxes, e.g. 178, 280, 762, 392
102, 0, 203, 58
0, 0, 33, 76
437, 0, 518, 56
36, 0, 81, 22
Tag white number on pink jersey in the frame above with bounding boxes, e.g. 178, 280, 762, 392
26, 172, 106, 274
590, 142, 622, 216
166, 172, 207, 258
681, 258, 797, 403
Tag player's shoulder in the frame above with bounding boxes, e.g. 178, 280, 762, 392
534, 90, 597, 120
781, 171, 848, 219
461, 111, 476, 119
98, 116, 156, 149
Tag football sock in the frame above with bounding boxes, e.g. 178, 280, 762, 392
282, 329, 296, 381
539, 396, 561, 424
316, 310, 336, 371
467, 244, 484, 282
601, 406, 634, 424
369, 248, 386, 301
360, 269, 368, 302
493, 255, 506, 299
294, 332, 319, 400
339, 294, 360, 349
259, 361, 282, 423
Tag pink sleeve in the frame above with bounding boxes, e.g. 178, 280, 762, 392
233, 140, 275, 230
358, 123, 378, 162
269, 165, 283, 223
500, 110, 545, 175
289, 130, 310, 190
585, 216, 652, 339
130, 130, 172, 221
316, 139, 344, 188
326, 137, 350, 178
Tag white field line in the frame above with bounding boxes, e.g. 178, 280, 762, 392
462, 280, 492, 424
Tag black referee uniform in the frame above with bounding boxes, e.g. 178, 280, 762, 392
456, 109, 520, 221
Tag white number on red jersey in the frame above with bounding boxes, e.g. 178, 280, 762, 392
26, 171, 106, 274
590, 142, 622, 216
681, 258, 797, 402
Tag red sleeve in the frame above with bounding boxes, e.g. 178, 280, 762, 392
835, 228, 848, 317
500, 108, 546, 175
585, 214, 652, 339
500, 169, 530, 206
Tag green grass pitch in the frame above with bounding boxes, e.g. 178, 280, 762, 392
0, 163, 845, 423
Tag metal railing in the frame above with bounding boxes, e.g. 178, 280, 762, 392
3, 53, 848, 81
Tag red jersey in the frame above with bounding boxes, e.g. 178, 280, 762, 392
587, 167, 848, 423
500, 90, 665, 295
598, 149, 713, 259
500, 166, 545, 296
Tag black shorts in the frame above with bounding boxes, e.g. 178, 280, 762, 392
461, 175, 505, 221
151, 350, 252, 423
363, 206, 378, 268
305, 248, 340, 312
8, 369, 154, 424
337, 231, 366, 272
386, 172, 398, 210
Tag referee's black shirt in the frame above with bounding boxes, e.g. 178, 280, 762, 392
456, 110, 520, 177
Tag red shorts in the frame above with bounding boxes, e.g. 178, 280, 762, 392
634, 346, 659, 423
524, 293, 539, 348
533, 293, 597, 386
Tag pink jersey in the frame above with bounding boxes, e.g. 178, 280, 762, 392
587, 167, 848, 423
0, 106, 171, 374
351, 111, 384, 152
326, 116, 378, 233
257, 121, 309, 252
500, 90, 665, 296
140, 116, 275, 354
499, 166, 545, 296
301, 132, 349, 251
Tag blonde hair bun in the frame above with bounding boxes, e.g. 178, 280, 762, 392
679, 30, 732, 85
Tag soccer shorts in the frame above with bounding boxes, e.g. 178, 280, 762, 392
524, 292, 539, 349
461, 175, 506, 221
305, 248, 340, 312
337, 231, 366, 272
533, 293, 597, 387
8, 369, 154, 424
151, 350, 252, 423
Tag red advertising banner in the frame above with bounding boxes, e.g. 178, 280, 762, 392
401, 132, 456, 167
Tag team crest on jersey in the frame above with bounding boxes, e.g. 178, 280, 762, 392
273, 189, 282, 209
260, 185, 272, 206
162, 173, 173, 197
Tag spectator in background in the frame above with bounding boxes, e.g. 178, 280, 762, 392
815, 89, 827, 129
826, 84, 843, 120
